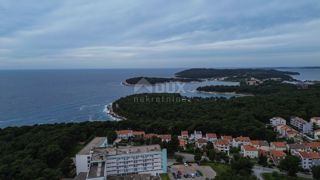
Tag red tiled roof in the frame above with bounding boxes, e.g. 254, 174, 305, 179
116, 130, 132, 135
179, 139, 187, 146
299, 151, 320, 159
181, 131, 188, 136
221, 136, 233, 141
235, 136, 250, 142
270, 150, 286, 158
215, 139, 229, 146
132, 131, 145, 136
271, 142, 286, 148
206, 133, 217, 138
243, 145, 258, 151
305, 142, 320, 148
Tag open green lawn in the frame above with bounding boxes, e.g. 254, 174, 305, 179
202, 163, 231, 175
160, 173, 170, 180
262, 173, 311, 180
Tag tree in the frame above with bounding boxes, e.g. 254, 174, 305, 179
279, 155, 300, 176
312, 165, 320, 180
208, 149, 216, 162
231, 157, 253, 176
175, 155, 183, 163
194, 153, 202, 162
258, 155, 268, 167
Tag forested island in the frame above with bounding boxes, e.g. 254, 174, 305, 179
124, 76, 202, 85
124, 68, 299, 85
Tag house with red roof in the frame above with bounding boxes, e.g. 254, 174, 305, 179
116, 130, 133, 139
179, 139, 187, 150
232, 136, 250, 147
214, 139, 230, 155
181, 131, 189, 139
158, 134, 171, 142
270, 150, 286, 165
241, 145, 258, 158
304, 142, 320, 152
298, 151, 320, 170
205, 133, 217, 142
270, 142, 287, 151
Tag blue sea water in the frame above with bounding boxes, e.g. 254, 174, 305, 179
0, 68, 319, 128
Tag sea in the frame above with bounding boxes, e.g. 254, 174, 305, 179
0, 68, 319, 128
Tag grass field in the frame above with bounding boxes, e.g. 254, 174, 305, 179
202, 163, 231, 175
160, 173, 170, 180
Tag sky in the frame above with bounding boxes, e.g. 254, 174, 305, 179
0, 0, 320, 69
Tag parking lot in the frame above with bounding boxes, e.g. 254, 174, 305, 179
168, 163, 216, 180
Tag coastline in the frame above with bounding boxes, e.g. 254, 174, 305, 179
104, 103, 127, 121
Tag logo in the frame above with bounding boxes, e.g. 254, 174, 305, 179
133, 78, 186, 94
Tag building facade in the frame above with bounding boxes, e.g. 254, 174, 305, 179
75, 138, 167, 180
270, 117, 286, 127
290, 117, 313, 134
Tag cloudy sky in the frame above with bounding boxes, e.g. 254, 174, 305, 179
0, 0, 320, 69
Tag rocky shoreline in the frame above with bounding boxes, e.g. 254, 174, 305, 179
104, 103, 127, 121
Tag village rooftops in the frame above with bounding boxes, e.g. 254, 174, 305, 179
158, 134, 171, 141
116, 130, 132, 135
215, 139, 229, 146
235, 136, 250, 142
271, 142, 287, 148
304, 142, 320, 149
299, 151, 320, 159
206, 133, 217, 138
270, 150, 286, 158
78, 137, 108, 155
221, 136, 233, 141
181, 131, 188, 136
250, 140, 269, 147
288, 143, 305, 150
243, 145, 258, 151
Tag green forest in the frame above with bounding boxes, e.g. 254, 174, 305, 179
197, 80, 299, 95
1, 81, 320, 179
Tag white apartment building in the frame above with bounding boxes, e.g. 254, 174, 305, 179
76, 138, 167, 180
290, 117, 313, 134
270, 117, 286, 127
192, 130, 203, 140
298, 151, 320, 170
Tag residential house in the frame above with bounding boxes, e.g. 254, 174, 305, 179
214, 139, 230, 155
158, 134, 171, 142
241, 145, 259, 159
275, 125, 298, 138
132, 131, 145, 137
298, 151, 320, 170
270, 150, 286, 165
270, 142, 287, 151
205, 133, 217, 142
221, 136, 233, 145
181, 131, 189, 139
311, 117, 320, 127
290, 117, 313, 134
314, 129, 320, 140
116, 130, 133, 139
304, 142, 320, 152
287, 143, 306, 156
250, 140, 269, 151
179, 139, 187, 150
270, 117, 286, 127
196, 138, 208, 149
193, 130, 203, 140
232, 136, 250, 148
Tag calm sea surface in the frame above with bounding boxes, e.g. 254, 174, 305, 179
0, 68, 319, 128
